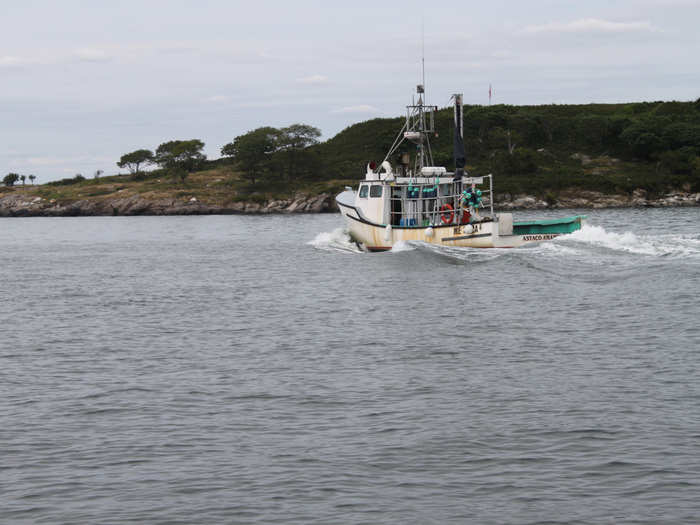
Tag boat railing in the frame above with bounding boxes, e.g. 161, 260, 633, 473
387, 174, 493, 227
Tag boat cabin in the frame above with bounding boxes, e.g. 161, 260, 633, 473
354, 169, 493, 228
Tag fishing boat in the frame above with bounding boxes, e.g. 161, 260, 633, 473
335, 85, 585, 251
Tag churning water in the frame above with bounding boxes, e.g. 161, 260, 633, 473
2, 209, 699, 524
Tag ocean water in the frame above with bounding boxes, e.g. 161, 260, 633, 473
1, 208, 699, 524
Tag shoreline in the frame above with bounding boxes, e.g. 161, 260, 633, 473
1, 189, 699, 217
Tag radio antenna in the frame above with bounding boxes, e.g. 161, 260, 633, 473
421, 18, 425, 90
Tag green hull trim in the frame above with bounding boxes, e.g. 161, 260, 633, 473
513, 215, 586, 235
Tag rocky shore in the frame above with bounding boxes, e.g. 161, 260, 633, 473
495, 189, 700, 210
0, 192, 336, 217
1, 189, 699, 217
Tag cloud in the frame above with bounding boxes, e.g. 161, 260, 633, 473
156, 42, 199, 55
1, 49, 112, 68
73, 48, 111, 62
522, 18, 656, 34
0, 56, 28, 68
331, 104, 379, 114
296, 74, 328, 84
204, 95, 230, 103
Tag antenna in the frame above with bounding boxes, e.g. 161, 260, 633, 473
421, 18, 425, 90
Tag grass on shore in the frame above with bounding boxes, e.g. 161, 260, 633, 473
2, 168, 356, 206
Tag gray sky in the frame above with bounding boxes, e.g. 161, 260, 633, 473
2, 0, 699, 182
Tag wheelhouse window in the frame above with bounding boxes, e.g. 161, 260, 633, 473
369, 185, 383, 198
359, 185, 369, 198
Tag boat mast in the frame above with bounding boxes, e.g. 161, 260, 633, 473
417, 85, 425, 171
381, 50, 437, 174
403, 83, 436, 174
417, 39, 428, 172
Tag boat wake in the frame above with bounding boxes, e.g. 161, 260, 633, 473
397, 223, 700, 269
553, 224, 700, 258
308, 228, 363, 253
390, 241, 416, 252
309, 224, 700, 262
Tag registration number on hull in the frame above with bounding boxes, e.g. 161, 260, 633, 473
522, 234, 560, 241
453, 223, 480, 235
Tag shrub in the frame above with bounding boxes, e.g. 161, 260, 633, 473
47, 174, 87, 186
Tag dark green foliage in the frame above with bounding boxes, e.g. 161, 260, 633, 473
3, 173, 20, 186
47, 174, 87, 186
101, 99, 699, 197
295, 99, 700, 195
309, 116, 404, 180
494, 148, 539, 175
659, 147, 698, 174
117, 149, 154, 174
277, 124, 321, 150
631, 132, 665, 159
221, 124, 322, 183
276, 124, 322, 181
221, 127, 278, 185
154, 140, 206, 182
662, 122, 700, 150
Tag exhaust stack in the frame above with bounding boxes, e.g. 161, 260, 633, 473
453, 93, 465, 180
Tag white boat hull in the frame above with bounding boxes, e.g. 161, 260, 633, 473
337, 195, 582, 251
340, 205, 530, 250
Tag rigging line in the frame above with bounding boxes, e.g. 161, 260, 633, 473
382, 120, 408, 165
424, 133, 434, 166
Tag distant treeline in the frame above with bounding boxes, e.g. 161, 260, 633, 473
15, 98, 699, 197
316, 98, 700, 195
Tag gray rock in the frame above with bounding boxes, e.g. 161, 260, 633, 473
512, 196, 536, 208
571, 153, 592, 165
286, 199, 305, 213
308, 194, 328, 213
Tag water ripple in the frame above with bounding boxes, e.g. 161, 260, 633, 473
1, 209, 700, 524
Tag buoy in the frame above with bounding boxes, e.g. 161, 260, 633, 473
425, 227, 434, 238
464, 224, 474, 234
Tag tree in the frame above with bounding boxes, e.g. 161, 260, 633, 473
117, 149, 154, 174
94, 169, 103, 179
631, 133, 664, 160
276, 124, 321, 180
221, 127, 279, 185
278, 123, 321, 150
662, 122, 700, 150
488, 127, 521, 154
20, 175, 26, 185
3, 173, 20, 186
154, 140, 206, 182
494, 148, 538, 175
28, 174, 36, 185
659, 147, 698, 175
